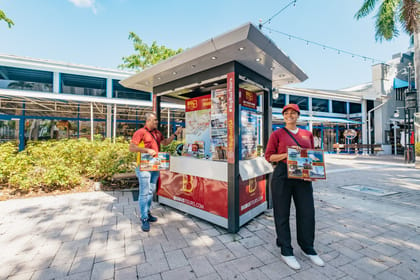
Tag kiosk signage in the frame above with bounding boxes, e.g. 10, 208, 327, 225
227, 72, 235, 164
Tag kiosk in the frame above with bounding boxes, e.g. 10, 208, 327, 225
121, 23, 307, 232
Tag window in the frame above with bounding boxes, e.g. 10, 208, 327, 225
332, 100, 346, 114
312, 98, 329, 112
289, 95, 308, 111
112, 80, 151, 101
0, 66, 53, 92
349, 103, 362, 114
61, 73, 106, 97
272, 93, 285, 108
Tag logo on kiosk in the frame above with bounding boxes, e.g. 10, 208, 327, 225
248, 178, 257, 194
181, 174, 194, 193
186, 100, 198, 111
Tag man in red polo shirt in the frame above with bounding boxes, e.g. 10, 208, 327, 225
129, 112, 182, 232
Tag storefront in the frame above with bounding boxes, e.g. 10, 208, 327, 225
122, 23, 307, 232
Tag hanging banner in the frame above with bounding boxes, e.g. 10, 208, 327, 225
227, 72, 235, 164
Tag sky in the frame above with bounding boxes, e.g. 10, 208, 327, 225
0, 0, 412, 90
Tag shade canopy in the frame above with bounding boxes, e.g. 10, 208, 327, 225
120, 23, 308, 94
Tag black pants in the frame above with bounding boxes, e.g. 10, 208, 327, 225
271, 162, 316, 256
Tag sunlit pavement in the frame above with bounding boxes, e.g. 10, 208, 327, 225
1, 155, 419, 279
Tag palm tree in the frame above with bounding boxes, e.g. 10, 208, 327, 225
355, 0, 419, 106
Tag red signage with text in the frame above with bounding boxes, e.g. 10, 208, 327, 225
226, 72, 235, 164
239, 176, 266, 215
158, 171, 228, 218
239, 88, 257, 109
185, 95, 212, 112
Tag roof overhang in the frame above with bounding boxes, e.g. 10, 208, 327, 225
278, 87, 364, 102
0, 88, 184, 109
120, 23, 307, 94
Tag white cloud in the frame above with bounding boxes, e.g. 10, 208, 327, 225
68, 0, 97, 14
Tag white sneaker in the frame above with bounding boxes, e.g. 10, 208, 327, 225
281, 255, 301, 270
303, 253, 325, 267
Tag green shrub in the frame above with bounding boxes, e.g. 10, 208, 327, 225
0, 138, 136, 193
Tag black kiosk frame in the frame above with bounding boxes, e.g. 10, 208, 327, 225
121, 23, 307, 233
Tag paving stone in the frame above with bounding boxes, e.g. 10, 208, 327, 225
213, 261, 246, 280
206, 248, 236, 265
188, 255, 216, 277
238, 236, 265, 249
91, 260, 115, 280
165, 249, 189, 269
161, 265, 196, 280
249, 245, 278, 264
137, 257, 169, 278
225, 241, 251, 258
259, 260, 296, 280
115, 265, 138, 280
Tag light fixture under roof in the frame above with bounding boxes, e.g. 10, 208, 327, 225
255, 58, 261, 62
157, 77, 161, 80
172, 71, 177, 75
238, 47, 245, 51
270, 67, 275, 70
211, 56, 217, 60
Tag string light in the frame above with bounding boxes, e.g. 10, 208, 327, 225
259, 0, 297, 29
262, 26, 385, 64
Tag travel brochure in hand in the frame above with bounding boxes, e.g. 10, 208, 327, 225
287, 148, 326, 180
140, 152, 170, 171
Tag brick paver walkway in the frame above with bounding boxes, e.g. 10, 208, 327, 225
1, 154, 419, 279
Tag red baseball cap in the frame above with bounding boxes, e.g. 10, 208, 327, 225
282, 103, 300, 115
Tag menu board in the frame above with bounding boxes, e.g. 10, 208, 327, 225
211, 89, 228, 161
287, 148, 326, 179
140, 152, 170, 171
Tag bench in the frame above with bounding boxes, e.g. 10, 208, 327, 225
332, 144, 383, 154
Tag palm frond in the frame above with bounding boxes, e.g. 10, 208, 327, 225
375, 0, 400, 41
355, 0, 380, 19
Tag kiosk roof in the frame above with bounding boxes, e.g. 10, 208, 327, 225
120, 23, 307, 94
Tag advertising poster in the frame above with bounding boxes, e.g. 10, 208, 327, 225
211, 88, 228, 161
287, 148, 326, 179
158, 171, 228, 218
139, 152, 170, 171
240, 110, 260, 160
239, 175, 266, 215
185, 95, 212, 159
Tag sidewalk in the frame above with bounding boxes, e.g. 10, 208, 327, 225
1, 155, 419, 280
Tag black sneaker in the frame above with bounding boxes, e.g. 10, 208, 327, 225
148, 212, 158, 223
141, 218, 150, 232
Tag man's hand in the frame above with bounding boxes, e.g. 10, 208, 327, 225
147, 149, 157, 156
174, 126, 183, 136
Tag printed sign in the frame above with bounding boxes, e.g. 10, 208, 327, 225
139, 152, 170, 171
287, 148, 326, 180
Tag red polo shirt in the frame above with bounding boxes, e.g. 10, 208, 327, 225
131, 127, 164, 153
265, 128, 314, 163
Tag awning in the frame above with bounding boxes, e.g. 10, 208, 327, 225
393, 78, 415, 89
273, 113, 361, 124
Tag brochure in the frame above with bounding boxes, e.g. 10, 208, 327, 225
287, 148, 326, 180
139, 152, 170, 171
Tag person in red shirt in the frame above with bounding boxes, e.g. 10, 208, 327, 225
129, 112, 182, 232
265, 103, 324, 270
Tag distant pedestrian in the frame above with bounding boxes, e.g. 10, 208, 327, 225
129, 112, 182, 232
265, 103, 325, 270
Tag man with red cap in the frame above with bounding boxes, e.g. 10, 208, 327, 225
265, 103, 324, 270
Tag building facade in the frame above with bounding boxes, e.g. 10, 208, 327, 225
0, 54, 184, 150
